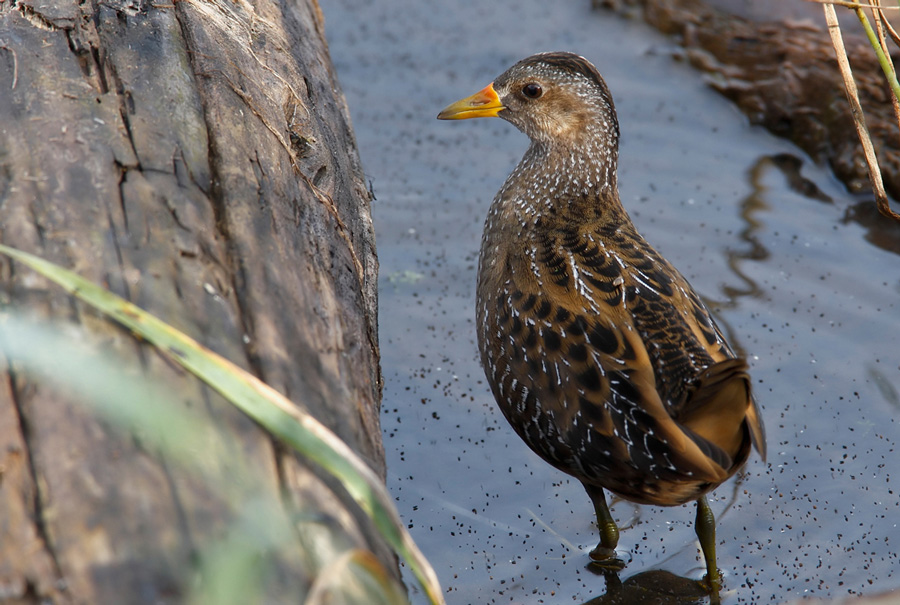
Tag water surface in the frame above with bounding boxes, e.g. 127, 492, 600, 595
322, 1, 900, 602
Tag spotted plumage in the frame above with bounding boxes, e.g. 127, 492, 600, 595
438, 52, 766, 591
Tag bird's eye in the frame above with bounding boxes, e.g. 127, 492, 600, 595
522, 83, 543, 99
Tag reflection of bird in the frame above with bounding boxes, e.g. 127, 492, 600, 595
438, 52, 766, 591
583, 568, 709, 605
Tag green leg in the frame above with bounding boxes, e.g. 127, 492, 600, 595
584, 484, 624, 569
695, 496, 722, 594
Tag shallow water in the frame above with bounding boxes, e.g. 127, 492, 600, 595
321, 2, 900, 603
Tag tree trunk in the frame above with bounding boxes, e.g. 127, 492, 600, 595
0, 0, 387, 601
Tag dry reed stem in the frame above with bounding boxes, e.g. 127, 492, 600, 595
806, 0, 898, 8
877, 4, 900, 45
823, 2, 900, 220
870, 2, 900, 135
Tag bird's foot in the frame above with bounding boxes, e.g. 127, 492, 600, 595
587, 545, 626, 571
699, 569, 722, 601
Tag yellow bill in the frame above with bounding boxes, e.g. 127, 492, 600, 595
437, 83, 505, 120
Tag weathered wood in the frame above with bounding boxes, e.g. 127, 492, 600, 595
0, 0, 386, 601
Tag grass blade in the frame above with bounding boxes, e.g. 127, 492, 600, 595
0, 243, 444, 605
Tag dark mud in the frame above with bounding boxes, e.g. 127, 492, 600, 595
604, 0, 900, 209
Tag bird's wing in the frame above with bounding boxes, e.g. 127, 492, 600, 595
487, 224, 741, 491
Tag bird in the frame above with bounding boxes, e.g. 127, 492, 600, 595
437, 52, 766, 592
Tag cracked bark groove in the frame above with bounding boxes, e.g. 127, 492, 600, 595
0, 0, 387, 602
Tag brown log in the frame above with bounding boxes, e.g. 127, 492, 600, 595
0, 0, 387, 601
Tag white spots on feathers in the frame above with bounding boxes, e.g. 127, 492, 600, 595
470, 54, 746, 500
567, 252, 590, 301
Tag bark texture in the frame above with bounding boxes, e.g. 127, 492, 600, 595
0, 0, 386, 601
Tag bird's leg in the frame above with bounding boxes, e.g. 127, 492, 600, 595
584, 484, 625, 570
695, 496, 722, 594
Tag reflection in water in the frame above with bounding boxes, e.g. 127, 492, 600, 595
751, 150, 900, 260
720, 156, 769, 304
700, 154, 773, 358
766, 154, 833, 205
842, 199, 900, 256
580, 568, 709, 605
720, 153, 831, 307
708, 154, 828, 356
572, 471, 749, 604
867, 364, 900, 411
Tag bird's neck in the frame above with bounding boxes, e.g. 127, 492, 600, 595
491, 137, 624, 233
531, 137, 618, 195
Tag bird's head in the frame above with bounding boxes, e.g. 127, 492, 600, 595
438, 52, 619, 150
